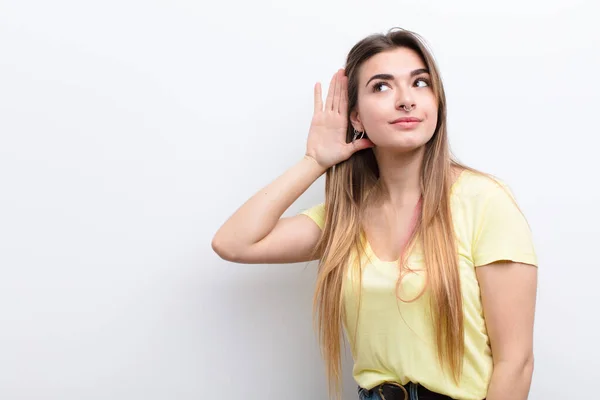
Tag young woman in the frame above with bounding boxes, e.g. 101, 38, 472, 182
212, 28, 538, 400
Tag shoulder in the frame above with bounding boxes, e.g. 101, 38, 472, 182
453, 169, 514, 203
454, 170, 537, 267
451, 168, 529, 232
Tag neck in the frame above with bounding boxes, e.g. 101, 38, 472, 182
373, 146, 425, 208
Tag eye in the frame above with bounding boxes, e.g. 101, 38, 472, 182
414, 77, 430, 88
372, 82, 391, 92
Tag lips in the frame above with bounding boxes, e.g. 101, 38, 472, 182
390, 117, 422, 124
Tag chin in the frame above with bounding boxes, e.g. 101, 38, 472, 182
375, 136, 432, 153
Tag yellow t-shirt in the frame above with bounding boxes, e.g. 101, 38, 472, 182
300, 170, 538, 400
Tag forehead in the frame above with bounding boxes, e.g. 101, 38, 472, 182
358, 47, 427, 83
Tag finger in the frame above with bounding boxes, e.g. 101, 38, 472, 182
338, 74, 348, 114
332, 70, 342, 111
348, 138, 375, 155
314, 82, 322, 113
324, 71, 337, 111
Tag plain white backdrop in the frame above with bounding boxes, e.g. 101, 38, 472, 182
1, 0, 598, 399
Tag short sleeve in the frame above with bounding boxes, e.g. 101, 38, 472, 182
300, 203, 325, 230
472, 185, 538, 268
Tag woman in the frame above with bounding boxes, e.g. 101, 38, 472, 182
212, 28, 538, 400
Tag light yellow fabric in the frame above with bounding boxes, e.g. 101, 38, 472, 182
300, 170, 538, 400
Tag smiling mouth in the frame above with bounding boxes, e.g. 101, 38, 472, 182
390, 119, 421, 129
390, 117, 422, 124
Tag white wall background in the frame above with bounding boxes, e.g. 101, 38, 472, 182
1, 0, 598, 399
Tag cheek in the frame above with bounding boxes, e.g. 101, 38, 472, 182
421, 98, 438, 124
425, 111, 438, 134
359, 97, 392, 125
419, 93, 437, 112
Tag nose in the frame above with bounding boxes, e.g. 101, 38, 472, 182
395, 90, 416, 112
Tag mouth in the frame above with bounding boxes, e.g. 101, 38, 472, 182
390, 117, 422, 129
390, 117, 422, 124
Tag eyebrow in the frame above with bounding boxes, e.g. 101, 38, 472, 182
365, 68, 430, 87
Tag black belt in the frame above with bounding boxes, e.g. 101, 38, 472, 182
360, 382, 454, 400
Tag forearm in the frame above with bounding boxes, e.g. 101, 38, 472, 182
486, 360, 534, 400
212, 155, 326, 252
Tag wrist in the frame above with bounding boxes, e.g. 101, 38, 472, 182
303, 154, 328, 176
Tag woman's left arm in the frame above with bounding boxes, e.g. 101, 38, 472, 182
476, 260, 538, 400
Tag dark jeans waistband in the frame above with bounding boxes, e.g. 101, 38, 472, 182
358, 382, 454, 400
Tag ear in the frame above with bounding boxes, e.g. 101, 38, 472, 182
350, 108, 364, 132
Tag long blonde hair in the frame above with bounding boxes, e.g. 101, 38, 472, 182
311, 28, 475, 399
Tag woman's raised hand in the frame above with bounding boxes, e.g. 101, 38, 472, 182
305, 69, 374, 170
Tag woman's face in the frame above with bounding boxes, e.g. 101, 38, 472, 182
350, 47, 438, 152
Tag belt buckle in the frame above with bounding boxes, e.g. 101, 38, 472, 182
378, 382, 408, 400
